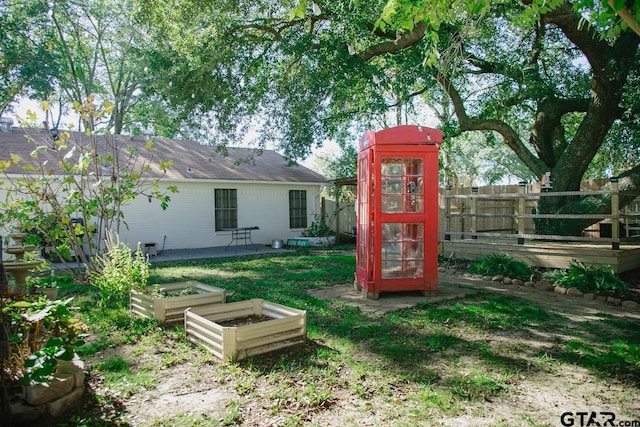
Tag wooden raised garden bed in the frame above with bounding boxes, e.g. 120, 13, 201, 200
130, 281, 226, 324
184, 299, 306, 361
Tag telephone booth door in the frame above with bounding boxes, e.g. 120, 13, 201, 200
355, 125, 441, 300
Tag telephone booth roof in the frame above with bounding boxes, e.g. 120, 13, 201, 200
359, 125, 442, 151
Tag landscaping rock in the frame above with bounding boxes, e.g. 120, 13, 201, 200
554, 286, 567, 295
534, 280, 553, 291
567, 287, 584, 297
512, 279, 524, 286
621, 300, 640, 310
524, 281, 535, 287
47, 387, 84, 418
438, 267, 447, 273
596, 295, 608, 302
503, 277, 512, 285
606, 297, 622, 305
492, 275, 504, 282
24, 373, 75, 406
583, 293, 596, 300
482, 276, 492, 281
57, 357, 86, 388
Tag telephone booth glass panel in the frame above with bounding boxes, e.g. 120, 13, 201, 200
381, 223, 424, 278
381, 158, 424, 214
357, 155, 369, 272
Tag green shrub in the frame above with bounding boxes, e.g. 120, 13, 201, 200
2, 297, 87, 385
91, 234, 149, 307
468, 253, 533, 280
542, 260, 628, 296
302, 213, 334, 237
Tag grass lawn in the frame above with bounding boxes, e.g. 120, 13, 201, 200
58, 252, 640, 426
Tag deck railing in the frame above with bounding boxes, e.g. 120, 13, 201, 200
442, 179, 640, 250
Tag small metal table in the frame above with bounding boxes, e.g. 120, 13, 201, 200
224, 226, 259, 251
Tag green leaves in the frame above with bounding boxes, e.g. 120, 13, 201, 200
3, 296, 87, 386
290, 0, 307, 20
91, 233, 150, 308
1, 97, 177, 279
611, 0, 627, 12
468, 253, 533, 280
543, 261, 628, 296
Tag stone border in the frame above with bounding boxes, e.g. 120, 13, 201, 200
9, 357, 85, 424
456, 270, 640, 311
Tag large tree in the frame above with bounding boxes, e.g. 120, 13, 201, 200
138, 1, 637, 233
375, 0, 640, 234
0, 0, 182, 137
0, 0, 62, 115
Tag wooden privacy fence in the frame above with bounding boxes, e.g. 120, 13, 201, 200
442, 179, 640, 249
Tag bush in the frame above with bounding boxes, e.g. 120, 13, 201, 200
542, 260, 628, 296
91, 233, 149, 307
302, 214, 334, 237
1, 297, 87, 385
27, 272, 75, 291
468, 253, 533, 280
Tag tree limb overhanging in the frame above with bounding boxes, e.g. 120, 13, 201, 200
433, 70, 547, 176
608, 0, 640, 36
360, 22, 427, 61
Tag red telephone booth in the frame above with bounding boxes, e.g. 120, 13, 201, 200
355, 125, 442, 299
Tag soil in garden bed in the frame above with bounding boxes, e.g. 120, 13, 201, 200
217, 314, 273, 327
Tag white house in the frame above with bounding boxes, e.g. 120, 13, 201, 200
0, 123, 328, 252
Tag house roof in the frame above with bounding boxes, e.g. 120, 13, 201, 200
0, 127, 328, 184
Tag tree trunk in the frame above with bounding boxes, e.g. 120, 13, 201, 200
534, 165, 640, 236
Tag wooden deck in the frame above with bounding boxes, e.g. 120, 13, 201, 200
440, 238, 640, 273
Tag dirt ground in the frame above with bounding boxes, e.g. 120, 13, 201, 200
83, 272, 640, 426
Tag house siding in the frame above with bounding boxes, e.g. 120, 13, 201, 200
0, 128, 328, 253
118, 180, 322, 250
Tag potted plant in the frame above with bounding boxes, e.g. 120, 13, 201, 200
43, 281, 59, 301
27, 271, 61, 300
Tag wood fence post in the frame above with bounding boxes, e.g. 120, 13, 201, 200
335, 186, 341, 244
517, 181, 527, 245
471, 186, 478, 239
444, 185, 452, 240
611, 178, 620, 250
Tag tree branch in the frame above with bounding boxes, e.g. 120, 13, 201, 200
434, 70, 547, 176
608, 0, 640, 36
360, 22, 427, 61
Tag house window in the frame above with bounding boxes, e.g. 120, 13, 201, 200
289, 190, 307, 229
215, 189, 237, 231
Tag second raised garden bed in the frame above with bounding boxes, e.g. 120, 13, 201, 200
184, 299, 306, 361
130, 281, 226, 324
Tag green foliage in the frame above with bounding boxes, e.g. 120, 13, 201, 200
52, 253, 640, 424
302, 213, 334, 237
2, 297, 87, 385
149, 284, 198, 298
90, 234, 150, 307
0, 0, 61, 113
0, 98, 177, 281
468, 253, 533, 280
542, 260, 628, 296
27, 271, 74, 291
98, 356, 130, 373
